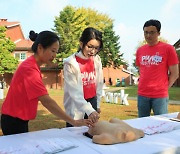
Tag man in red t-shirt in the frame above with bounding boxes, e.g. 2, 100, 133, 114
136, 19, 179, 117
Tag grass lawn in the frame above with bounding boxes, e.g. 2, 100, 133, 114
0, 87, 180, 136
112, 85, 180, 101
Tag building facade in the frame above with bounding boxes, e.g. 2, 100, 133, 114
0, 19, 62, 89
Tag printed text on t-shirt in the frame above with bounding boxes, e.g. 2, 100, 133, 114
81, 71, 95, 86
141, 54, 162, 66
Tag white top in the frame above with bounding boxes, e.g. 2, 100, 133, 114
63, 52, 103, 119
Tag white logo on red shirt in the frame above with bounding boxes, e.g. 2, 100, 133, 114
141, 53, 162, 66
81, 71, 95, 86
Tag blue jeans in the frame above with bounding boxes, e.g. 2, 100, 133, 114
137, 95, 168, 118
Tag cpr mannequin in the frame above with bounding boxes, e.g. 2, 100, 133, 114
88, 118, 144, 145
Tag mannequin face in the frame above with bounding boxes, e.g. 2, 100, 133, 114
37, 40, 59, 66
81, 39, 101, 58
144, 26, 160, 46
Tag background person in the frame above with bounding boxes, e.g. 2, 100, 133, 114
63, 27, 104, 127
0, 30, 93, 135
136, 19, 179, 117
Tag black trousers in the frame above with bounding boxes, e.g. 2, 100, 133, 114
66, 96, 97, 127
1, 114, 29, 135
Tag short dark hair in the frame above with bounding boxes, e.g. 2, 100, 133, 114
29, 30, 59, 53
143, 19, 161, 32
80, 27, 103, 51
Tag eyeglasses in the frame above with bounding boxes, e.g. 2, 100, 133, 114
144, 31, 158, 35
86, 45, 100, 52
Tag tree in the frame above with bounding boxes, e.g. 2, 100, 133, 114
76, 7, 113, 32
53, 5, 125, 69
53, 6, 87, 68
76, 7, 126, 67
100, 25, 125, 68
0, 26, 18, 81
176, 49, 180, 56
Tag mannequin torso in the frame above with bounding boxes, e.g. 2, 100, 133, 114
88, 118, 144, 145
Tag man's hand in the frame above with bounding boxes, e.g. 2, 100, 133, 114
88, 111, 100, 123
73, 119, 94, 127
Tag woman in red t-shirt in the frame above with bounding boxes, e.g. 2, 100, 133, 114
1, 30, 93, 135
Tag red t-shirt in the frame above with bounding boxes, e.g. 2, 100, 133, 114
75, 56, 96, 99
1, 56, 48, 120
136, 42, 179, 98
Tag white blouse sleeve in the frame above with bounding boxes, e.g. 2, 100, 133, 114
63, 63, 95, 116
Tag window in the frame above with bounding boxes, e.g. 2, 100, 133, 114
14, 52, 26, 61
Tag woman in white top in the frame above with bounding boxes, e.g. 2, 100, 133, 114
63, 27, 104, 127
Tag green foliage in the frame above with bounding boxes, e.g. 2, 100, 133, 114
53, 6, 86, 68
77, 7, 113, 31
0, 26, 18, 76
53, 5, 125, 69
176, 49, 180, 56
100, 25, 126, 68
